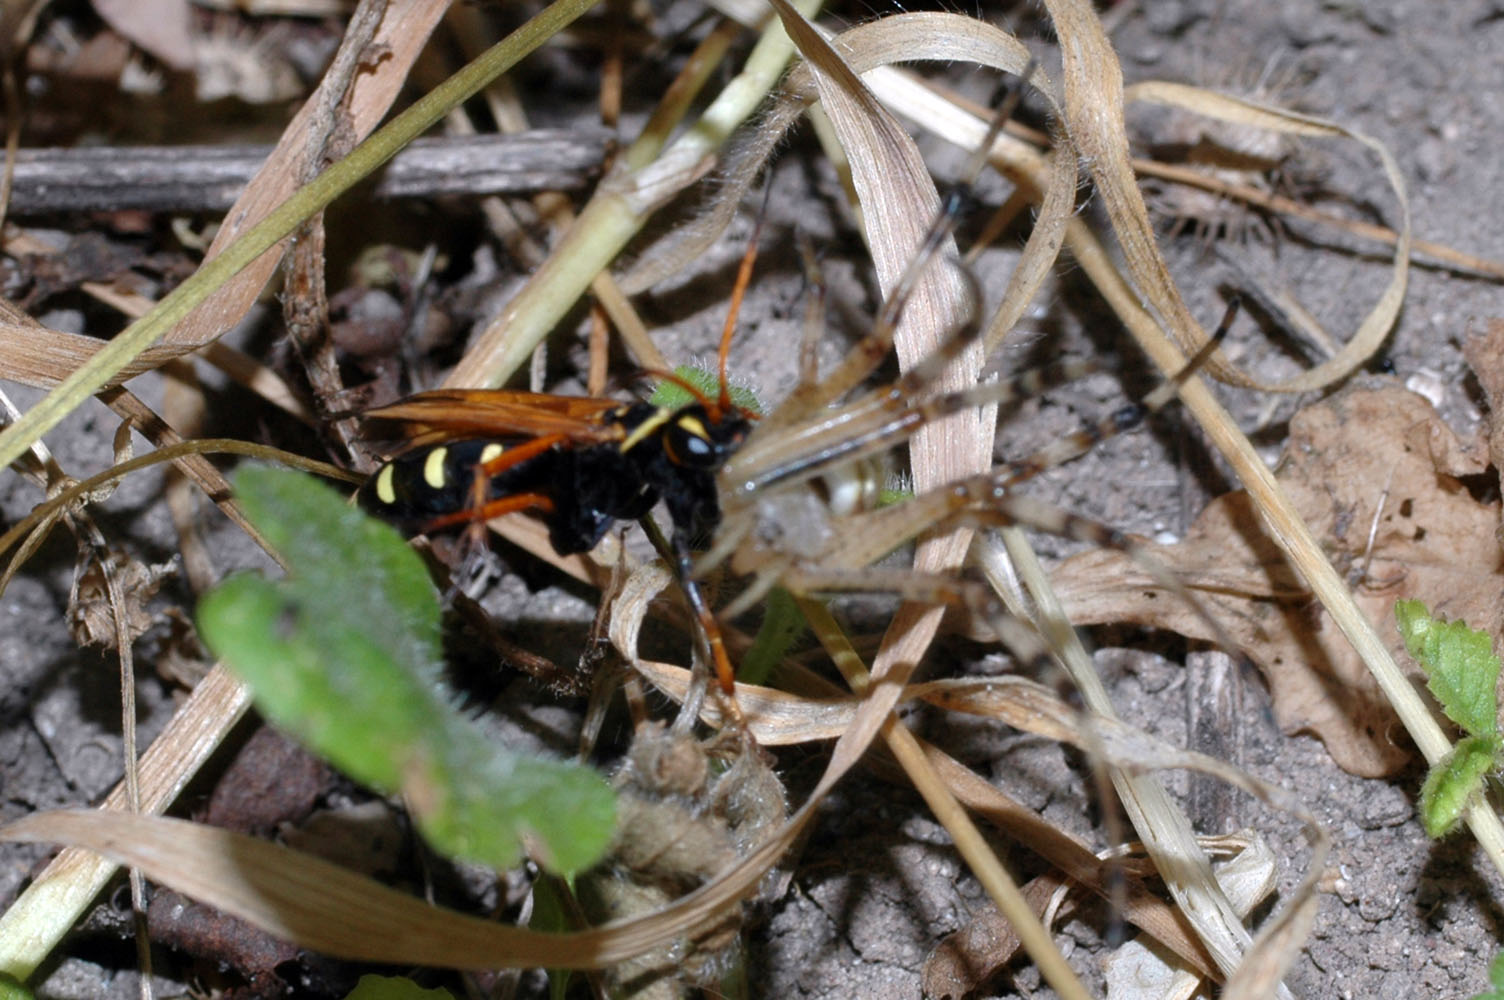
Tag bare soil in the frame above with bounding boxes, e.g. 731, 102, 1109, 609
4, 1, 1504, 998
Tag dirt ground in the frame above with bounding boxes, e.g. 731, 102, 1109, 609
4, 0, 1504, 997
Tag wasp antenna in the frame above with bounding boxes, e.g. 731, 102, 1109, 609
716, 181, 774, 415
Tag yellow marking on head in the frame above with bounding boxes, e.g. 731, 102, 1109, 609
374, 464, 397, 505
676, 415, 709, 441
619, 408, 674, 453
480, 442, 505, 465
423, 447, 449, 489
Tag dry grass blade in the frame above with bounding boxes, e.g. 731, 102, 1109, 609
630, 650, 1224, 978
0, 0, 596, 472
0, 668, 253, 980
444, 0, 822, 389
1123, 79, 1411, 391
763, 1, 980, 464
0, 2, 448, 392
1, 810, 608, 970
795, 598, 1092, 1000
794, 13, 1075, 355
624, 12, 1077, 364
1038, 0, 1504, 890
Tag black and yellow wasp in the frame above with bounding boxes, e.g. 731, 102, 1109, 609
357, 210, 1226, 725
358, 387, 752, 555
357, 359, 759, 700
356, 67, 1227, 721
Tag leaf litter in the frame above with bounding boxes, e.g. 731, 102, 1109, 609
7, 0, 1504, 995
1053, 377, 1501, 778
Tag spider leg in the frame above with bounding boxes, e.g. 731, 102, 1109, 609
757, 184, 976, 437
759, 65, 1033, 434
776, 565, 1054, 674
823, 292, 1236, 489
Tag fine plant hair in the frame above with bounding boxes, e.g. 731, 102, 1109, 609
618, 58, 844, 295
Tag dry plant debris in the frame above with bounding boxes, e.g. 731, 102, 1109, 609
3, 0, 1504, 997
1053, 379, 1501, 778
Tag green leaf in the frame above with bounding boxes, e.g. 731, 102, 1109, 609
739, 586, 805, 687
345, 975, 455, 1000
1418, 733, 1502, 838
1470, 950, 1504, 999
1395, 599, 1501, 738
197, 465, 614, 874
650, 365, 763, 415
528, 876, 577, 1000
0, 973, 35, 1000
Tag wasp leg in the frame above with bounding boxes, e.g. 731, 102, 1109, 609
669, 533, 748, 733
415, 432, 570, 551
474, 433, 571, 479
420, 491, 558, 533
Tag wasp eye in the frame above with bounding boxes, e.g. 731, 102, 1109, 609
675, 428, 715, 464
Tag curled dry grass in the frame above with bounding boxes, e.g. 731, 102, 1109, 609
0, 0, 1498, 995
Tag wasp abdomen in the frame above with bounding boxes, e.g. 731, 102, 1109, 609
361, 440, 525, 527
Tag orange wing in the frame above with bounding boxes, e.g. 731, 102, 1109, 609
362, 389, 627, 444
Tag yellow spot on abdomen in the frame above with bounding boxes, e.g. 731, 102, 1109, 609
480, 442, 505, 465
374, 464, 397, 505
423, 447, 449, 489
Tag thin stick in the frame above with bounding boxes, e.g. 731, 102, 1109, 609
0, 0, 602, 473
0, 133, 610, 214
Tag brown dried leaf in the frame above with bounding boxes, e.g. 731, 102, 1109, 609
1461, 318, 1504, 507
1052, 381, 1498, 777
67, 549, 174, 650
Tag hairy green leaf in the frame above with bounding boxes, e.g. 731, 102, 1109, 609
198, 465, 614, 874
650, 365, 764, 415
1395, 599, 1501, 738
1419, 733, 1501, 838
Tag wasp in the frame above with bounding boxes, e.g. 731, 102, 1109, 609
358, 76, 1226, 727
360, 231, 1223, 738
358, 246, 765, 706
358, 387, 752, 556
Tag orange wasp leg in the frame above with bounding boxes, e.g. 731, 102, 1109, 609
671, 535, 748, 733
417, 432, 571, 535
421, 490, 558, 533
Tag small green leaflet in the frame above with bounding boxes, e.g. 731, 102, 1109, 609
1396, 599, 1501, 738
1419, 735, 1500, 838
1471, 951, 1504, 1000
649, 365, 763, 415
1394, 599, 1503, 838
197, 465, 614, 874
